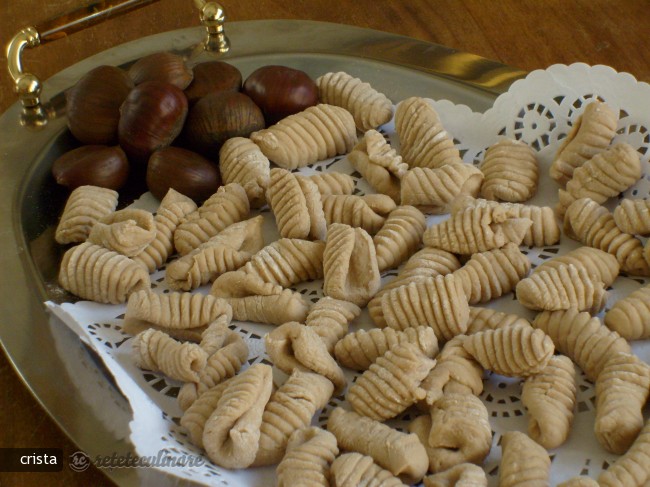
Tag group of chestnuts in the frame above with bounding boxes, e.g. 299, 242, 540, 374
52, 51, 318, 202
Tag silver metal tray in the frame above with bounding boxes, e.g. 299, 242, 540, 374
0, 19, 524, 485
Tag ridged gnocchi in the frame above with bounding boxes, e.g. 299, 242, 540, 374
479, 138, 538, 202
316, 71, 393, 131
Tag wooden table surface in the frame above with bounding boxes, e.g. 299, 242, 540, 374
1, 0, 649, 485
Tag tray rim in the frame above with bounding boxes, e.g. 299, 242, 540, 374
0, 19, 523, 485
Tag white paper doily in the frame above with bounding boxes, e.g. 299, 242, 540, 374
47, 63, 650, 486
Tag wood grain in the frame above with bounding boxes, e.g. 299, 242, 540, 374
2, 0, 650, 113
1, 1, 649, 485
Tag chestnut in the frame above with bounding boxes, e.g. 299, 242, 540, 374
146, 147, 220, 202
52, 145, 129, 190
128, 52, 194, 90
66, 65, 134, 145
182, 91, 264, 158
243, 65, 318, 125
184, 61, 242, 106
118, 81, 188, 164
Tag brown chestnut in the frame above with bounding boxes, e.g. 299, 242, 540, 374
146, 147, 220, 202
243, 65, 318, 125
52, 145, 129, 190
66, 65, 134, 145
128, 52, 194, 90
118, 81, 188, 164
184, 61, 242, 106
182, 91, 264, 158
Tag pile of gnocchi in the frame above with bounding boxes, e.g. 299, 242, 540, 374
54, 69, 650, 486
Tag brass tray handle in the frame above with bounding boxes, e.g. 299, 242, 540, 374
6, 0, 229, 124
195, 0, 230, 53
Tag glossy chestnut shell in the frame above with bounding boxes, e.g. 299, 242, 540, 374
66, 65, 134, 145
184, 61, 242, 106
243, 65, 318, 125
146, 147, 220, 202
182, 91, 264, 158
118, 81, 188, 164
52, 145, 129, 190
128, 52, 194, 90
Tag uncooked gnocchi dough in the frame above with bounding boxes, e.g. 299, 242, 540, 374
462, 324, 554, 377
598, 418, 650, 487
480, 138, 538, 202
306, 171, 355, 196
348, 129, 407, 203
254, 370, 334, 466
55, 185, 118, 244
327, 407, 428, 483
219, 136, 270, 208
564, 197, 650, 276
265, 322, 346, 394
532, 246, 619, 288
322, 194, 395, 235
87, 208, 156, 257
323, 223, 381, 307
452, 243, 531, 304
180, 380, 229, 449
395, 96, 462, 169
419, 335, 484, 407
334, 326, 438, 371
202, 364, 273, 469
521, 355, 577, 449
613, 198, 650, 235
379, 274, 470, 341
347, 342, 436, 421
532, 307, 631, 382
58, 242, 150, 304
330, 452, 407, 487
557, 142, 641, 217
123, 289, 232, 335
423, 463, 488, 487
132, 327, 207, 382
177, 321, 249, 411
165, 216, 265, 291
410, 392, 491, 472
266, 168, 327, 240
133, 188, 197, 273
450, 196, 560, 247
240, 238, 325, 288
466, 307, 531, 335
210, 271, 310, 325
174, 183, 250, 255
296, 175, 328, 241
316, 71, 393, 131
516, 263, 607, 314
373, 205, 426, 272
400, 164, 484, 214
423, 204, 532, 254
369, 248, 461, 327
250, 104, 357, 169
304, 297, 361, 353
499, 430, 551, 487
550, 100, 618, 186
276, 427, 339, 487
594, 352, 650, 454
605, 284, 650, 340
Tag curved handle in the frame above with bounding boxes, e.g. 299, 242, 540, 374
6, 0, 229, 117
6, 26, 42, 109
